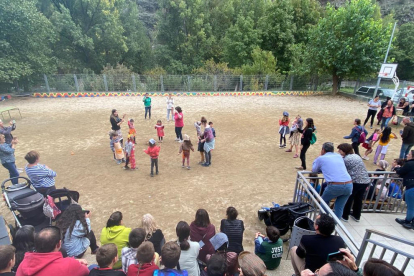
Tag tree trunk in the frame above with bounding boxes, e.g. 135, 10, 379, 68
332, 73, 339, 95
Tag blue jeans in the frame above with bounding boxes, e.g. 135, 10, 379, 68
322, 183, 353, 219
381, 117, 392, 130
145, 106, 151, 119
399, 143, 414, 159
405, 188, 414, 222
2, 162, 19, 184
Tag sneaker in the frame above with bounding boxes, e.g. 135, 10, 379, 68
202, 163, 210, 167
285, 149, 292, 152
396, 218, 408, 225
198, 161, 204, 165
295, 166, 304, 170
293, 154, 299, 158
350, 215, 360, 222
156, 171, 159, 175
279, 145, 284, 148
373, 162, 377, 165
362, 156, 369, 160
341, 217, 348, 222
123, 166, 130, 170
187, 166, 191, 170
402, 221, 414, 230
182, 165, 185, 168
116, 160, 122, 165
150, 174, 154, 177
283, 144, 286, 148
175, 138, 180, 141
179, 140, 183, 143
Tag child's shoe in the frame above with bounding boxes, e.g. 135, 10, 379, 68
279, 145, 283, 148
156, 171, 159, 175
187, 166, 191, 170
175, 138, 180, 141
182, 165, 185, 168
150, 173, 154, 177
116, 160, 122, 165
123, 166, 130, 170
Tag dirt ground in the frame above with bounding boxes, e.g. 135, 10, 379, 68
0, 95, 404, 254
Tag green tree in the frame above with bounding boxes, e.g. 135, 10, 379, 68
291, 0, 322, 44
308, 0, 392, 94
0, 0, 55, 89
240, 47, 279, 75
391, 22, 414, 80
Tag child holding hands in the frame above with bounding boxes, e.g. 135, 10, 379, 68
178, 134, 194, 169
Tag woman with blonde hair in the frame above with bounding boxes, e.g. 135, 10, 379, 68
142, 214, 165, 255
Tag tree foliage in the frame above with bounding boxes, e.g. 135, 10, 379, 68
391, 22, 414, 81
308, 0, 392, 93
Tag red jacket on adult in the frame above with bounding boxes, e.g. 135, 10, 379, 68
189, 222, 216, 263
16, 251, 89, 276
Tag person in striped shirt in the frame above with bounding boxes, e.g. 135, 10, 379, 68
24, 151, 57, 196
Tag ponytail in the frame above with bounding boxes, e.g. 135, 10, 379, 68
107, 211, 123, 228
176, 221, 190, 251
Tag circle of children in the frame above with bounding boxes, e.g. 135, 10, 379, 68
109, 93, 216, 176
0, 94, 412, 276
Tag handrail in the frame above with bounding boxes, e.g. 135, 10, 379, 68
294, 171, 359, 257
364, 229, 414, 247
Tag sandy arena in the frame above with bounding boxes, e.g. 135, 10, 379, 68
0, 95, 404, 253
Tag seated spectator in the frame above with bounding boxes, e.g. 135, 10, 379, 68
176, 221, 200, 276
16, 226, 89, 276
11, 226, 34, 272
206, 254, 226, 276
127, 242, 159, 276
0, 245, 16, 276
24, 151, 57, 196
254, 226, 283, 270
89, 244, 125, 276
142, 214, 164, 255
290, 214, 345, 276
207, 233, 238, 276
362, 258, 404, 276
101, 212, 131, 269
153, 241, 188, 276
300, 262, 357, 276
220, 207, 244, 254
237, 251, 266, 276
190, 209, 215, 263
121, 228, 146, 273
56, 205, 99, 258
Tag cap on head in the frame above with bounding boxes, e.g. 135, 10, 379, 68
149, 139, 156, 145
283, 111, 289, 117
183, 134, 190, 141
209, 233, 229, 251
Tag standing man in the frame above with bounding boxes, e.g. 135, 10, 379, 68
399, 117, 414, 159
312, 142, 353, 219
143, 93, 152, 120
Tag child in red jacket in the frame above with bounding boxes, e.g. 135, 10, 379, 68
143, 139, 160, 177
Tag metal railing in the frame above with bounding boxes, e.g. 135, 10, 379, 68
293, 171, 360, 256
356, 229, 414, 274
294, 171, 407, 215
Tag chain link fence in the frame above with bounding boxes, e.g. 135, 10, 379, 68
22, 74, 334, 93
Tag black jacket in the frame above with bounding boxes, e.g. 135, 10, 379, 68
395, 159, 414, 190
402, 122, 414, 144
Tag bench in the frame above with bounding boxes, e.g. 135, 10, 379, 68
0, 106, 22, 121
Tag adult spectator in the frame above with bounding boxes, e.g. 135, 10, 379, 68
337, 143, 371, 222
363, 95, 381, 129
24, 151, 57, 196
0, 135, 19, 184
300, 262, 357, 276
101, 212, 131, 269
12, 226, 34, 272
206, 233, 238, 276
290, 214, 345, 276
143, 93, 152, 120
397, 97, 410, 116
399, 117, 414, 159
0, 119, 16, 144
141, 214, 165, 255
312, 142, 353, 218
166, 94, 175, 122
0, 245, 16, 276
16, 227, 89, 276
343, 119, 367, 156
296, 118, 315, 170
376, 96, 391, 125
174, 107, 184, 142
380, 99, 396, 130
189, 209, 215, 263
206, 254, 226, 276
56, 204, 99, 258
110, 109, 125, 148
176, 221, 200, 276
237, 251, 266, 276
220, 207, 244, 254
394, 150, 414, 229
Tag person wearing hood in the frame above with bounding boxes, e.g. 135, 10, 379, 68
16, 227, 89, 276
206, 233, 238, 276
189, 209, 215, 263
343, 118, 367, 156
399, 117, 414, 159
100, 212, 131, 269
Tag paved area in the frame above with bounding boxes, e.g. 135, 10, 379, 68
343, 212, 414, 275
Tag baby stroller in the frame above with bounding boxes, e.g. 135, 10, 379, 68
258, 202, 314, 240
1, 177, 49, 233
45, 188, 80, 221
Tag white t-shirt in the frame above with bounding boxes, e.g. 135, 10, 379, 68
368, 99, 381, 110
167, 97, 174, 109
178, 240, 200, 276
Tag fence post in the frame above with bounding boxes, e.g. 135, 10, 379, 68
214, 75, 217, 92
103, 74, 108, 92
289, 75, 294, 91
354, 79, 359, 94
240, 75, 243, 92
43, 74, 50, 93
265, 75, 269, 91
73, 74, 79, 92
160, 75, 164, 92
187, 75, 191, 92
132, 74, 137, 92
